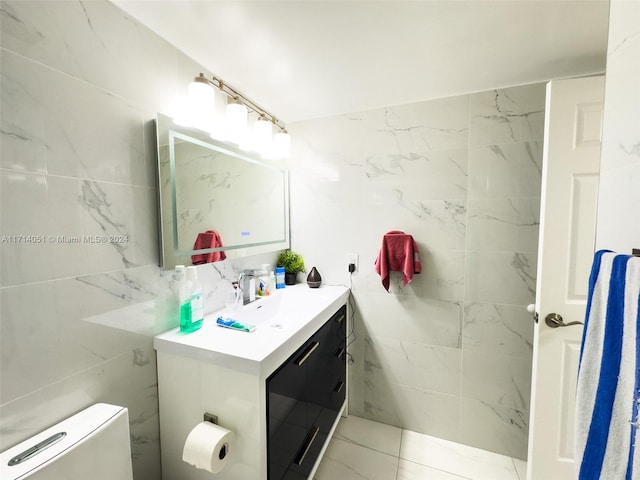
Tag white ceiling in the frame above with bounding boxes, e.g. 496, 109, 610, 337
112, 1, 610, 124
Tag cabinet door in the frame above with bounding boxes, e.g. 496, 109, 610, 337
307, 305, 347, 416
267, 338, 316, 479
286, 306, 347, 478
267, 305, 347, 480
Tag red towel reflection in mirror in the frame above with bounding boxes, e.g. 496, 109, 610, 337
191, 230, 227, 264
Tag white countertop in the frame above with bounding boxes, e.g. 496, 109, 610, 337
153, 284, 349, 377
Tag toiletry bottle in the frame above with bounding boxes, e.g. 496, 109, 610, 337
256, 265, 269, 296
268, 271, 276, 295
275, 266, 286, 289
180, 266, 204, 333
225, 281, 240, 310
258, 277, 267, 296
174, 265, 186, 294
174, 265, 186, 323
261, 264, 272, 296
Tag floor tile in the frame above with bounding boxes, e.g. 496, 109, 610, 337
333, 415, 402, 457
400, 430, 519, 480
314, 437, 399, 480
315, 418, 526, 480
397, 458, 471, 479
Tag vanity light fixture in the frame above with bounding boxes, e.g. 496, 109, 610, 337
253, 114, 273, 157
225, 96, 248, 145
187, 74, 215, 132
174, 73, 291, 159
273, 127, 291, 159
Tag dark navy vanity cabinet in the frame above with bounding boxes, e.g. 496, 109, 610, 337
266, 305, 347, 479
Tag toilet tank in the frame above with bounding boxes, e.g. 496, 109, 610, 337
1, 403, 133, 480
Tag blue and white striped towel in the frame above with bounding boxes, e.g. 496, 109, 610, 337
576, 250, 640, 480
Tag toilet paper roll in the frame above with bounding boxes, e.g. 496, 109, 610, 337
182, 421, 235, 474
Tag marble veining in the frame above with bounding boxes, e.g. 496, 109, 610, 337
292, 81, 544, 458
463, 302, 533, 357
380, 107, 469, 152
620, 141, 640, 157
393, 190, 467, 245
511, 252, 537, 299
479, 400, 528, 433
488, 143, 542, 175
486, 90, 544, 143
468, 142, 542, 199
0, 4, 44, 45
470, 84, 546, 147
364, 153, 429, 178
459, 399, 528, 459
470, 199, 538, 227
364, 335, 462, 396
81, 180, 133, 266
0, 1, 551, 471
609, 30, 640, 56
0, 2, 238, 478
466, 198, 540, 253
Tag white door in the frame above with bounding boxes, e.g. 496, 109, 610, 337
527, 76, 605, 479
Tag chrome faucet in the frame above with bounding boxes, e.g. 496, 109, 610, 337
238, 269, 256, 305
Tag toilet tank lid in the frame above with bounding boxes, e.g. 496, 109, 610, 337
0, 403, 128, 480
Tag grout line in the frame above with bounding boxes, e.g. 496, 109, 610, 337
394, 456, 400, 479
395, 428, 404, 480
331, 418, 525, 480
511, 456, 522, 480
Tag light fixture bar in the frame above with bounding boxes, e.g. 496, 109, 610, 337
193, 73, 286, 131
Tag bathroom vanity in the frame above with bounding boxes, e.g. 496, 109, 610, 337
154, 284, 349, 480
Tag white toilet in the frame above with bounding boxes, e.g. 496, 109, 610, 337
1, 403, 134, 480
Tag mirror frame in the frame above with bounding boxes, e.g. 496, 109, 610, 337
155, 113, 290, 270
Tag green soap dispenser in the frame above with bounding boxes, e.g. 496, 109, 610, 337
180, 266, 204, 333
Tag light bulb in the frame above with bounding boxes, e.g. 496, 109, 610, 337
273, 129, 291, 158
188, 74, 215, 132
226, 98, 248, 145
253, 115, 273, 156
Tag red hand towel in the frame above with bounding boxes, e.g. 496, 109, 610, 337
374, 231, 421, 292
191, 230, 227, 265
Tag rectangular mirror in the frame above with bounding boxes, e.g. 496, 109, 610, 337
155, 113, 290, 270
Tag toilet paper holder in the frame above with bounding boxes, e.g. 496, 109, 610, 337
203, 413, 218, 425
202, 413, 229, 461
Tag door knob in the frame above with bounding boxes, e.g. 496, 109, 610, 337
544, 313, 584, 328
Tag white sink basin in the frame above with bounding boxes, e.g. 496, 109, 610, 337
216, 287, 333, 328
154, 284, 350, 375
218, 293, 285, 327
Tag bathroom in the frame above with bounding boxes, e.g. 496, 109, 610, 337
0, 1, 638, 479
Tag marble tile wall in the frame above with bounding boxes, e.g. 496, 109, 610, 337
290, 83, 545, 458
0, 2, 274, 478
0, 0, 553, 471
596, 0, 640, 252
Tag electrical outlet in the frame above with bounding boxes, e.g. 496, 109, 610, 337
346, 253, 359, 272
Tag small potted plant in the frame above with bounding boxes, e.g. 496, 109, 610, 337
276, 250, 305, 285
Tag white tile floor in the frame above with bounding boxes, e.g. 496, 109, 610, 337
314, 416, 527, 480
